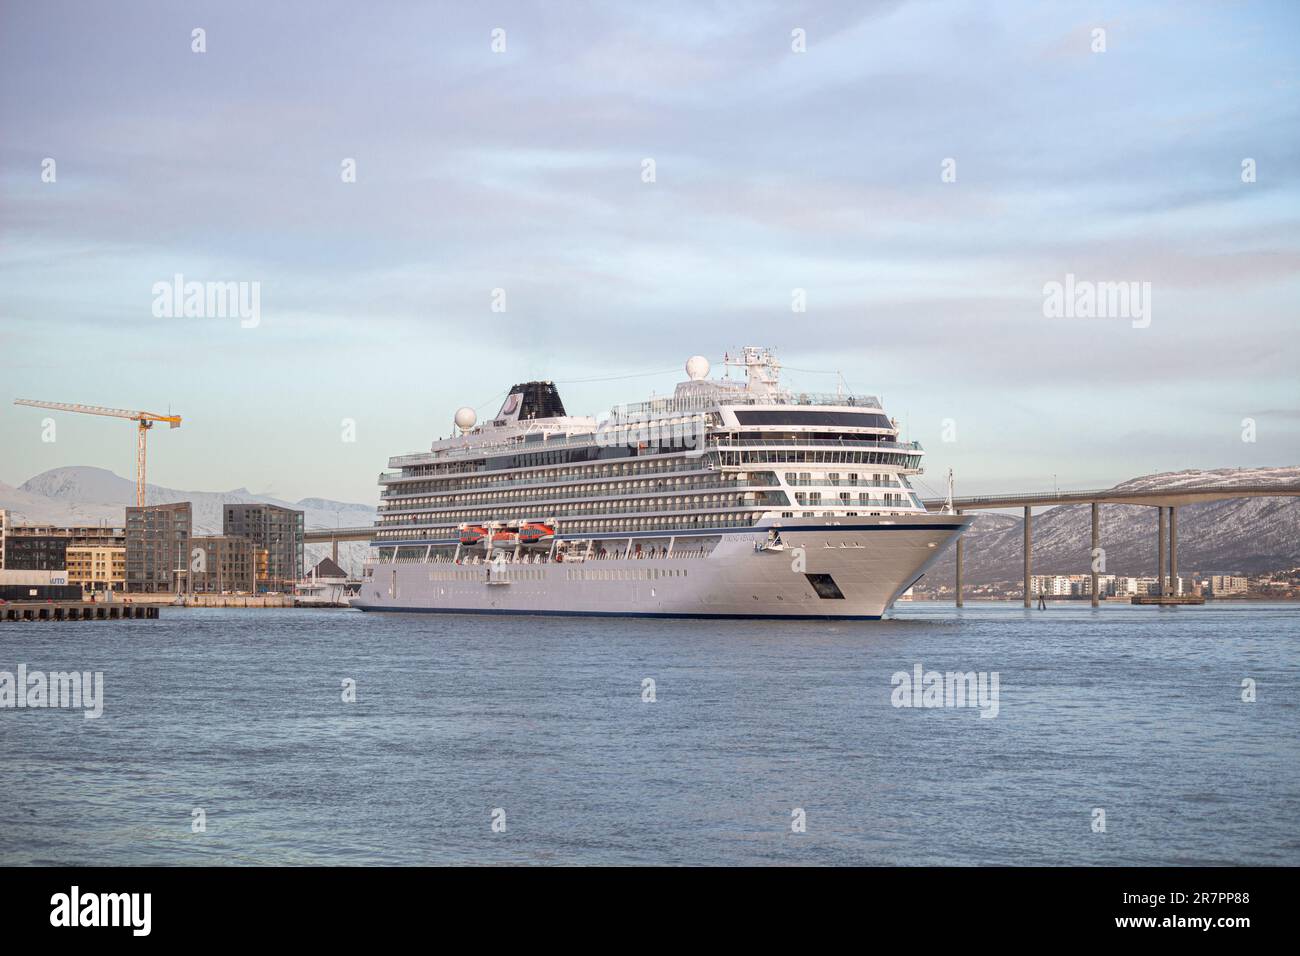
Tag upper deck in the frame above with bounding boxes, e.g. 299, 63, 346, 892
607, 389, 882, 422
386, 348, 906, 473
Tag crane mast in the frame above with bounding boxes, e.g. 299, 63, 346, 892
13, 399, 182, 507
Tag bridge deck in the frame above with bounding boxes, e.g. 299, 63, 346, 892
923, 482, 1300, 511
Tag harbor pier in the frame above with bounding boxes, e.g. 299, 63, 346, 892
1, 601, 159, 622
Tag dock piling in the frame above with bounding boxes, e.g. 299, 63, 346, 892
1157, 506, 1167, 597
1091, 502, 1100, 607
955, 509, 964, 607
1169, 506, 1178, 596
1023, 506, 1033, 608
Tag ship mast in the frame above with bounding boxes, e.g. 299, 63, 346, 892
722, 346, 782, 394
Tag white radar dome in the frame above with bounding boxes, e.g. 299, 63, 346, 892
454, 407, 477, 430
685, 355, 710, 380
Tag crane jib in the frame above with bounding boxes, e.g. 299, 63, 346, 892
12, 398, 182, 507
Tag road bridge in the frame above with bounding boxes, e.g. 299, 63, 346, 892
921, 481, 1300, 607
303, 526, 375, 563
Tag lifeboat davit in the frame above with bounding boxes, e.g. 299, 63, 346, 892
460, 525, 488, 545
518, 522, 555, 544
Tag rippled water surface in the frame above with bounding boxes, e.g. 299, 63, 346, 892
2, 602, 1297, 865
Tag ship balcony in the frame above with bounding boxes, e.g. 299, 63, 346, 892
377, 477, 782, 509
378, 460, 745, 493
392, 429, 644, 464
375, 495, 790, 527
371, 513, 764, 553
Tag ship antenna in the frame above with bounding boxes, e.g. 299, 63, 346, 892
944, 469, 955, 515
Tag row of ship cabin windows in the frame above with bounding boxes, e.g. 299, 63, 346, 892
380, 476, 778, 510
378, 496, 776, 525
374, 513, 759, 540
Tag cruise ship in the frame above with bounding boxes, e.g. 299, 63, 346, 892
355, 347, 970, 619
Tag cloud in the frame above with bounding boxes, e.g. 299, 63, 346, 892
1, 0, 1298, 499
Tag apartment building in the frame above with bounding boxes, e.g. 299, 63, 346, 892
222, 504, 304, 591
188, 535, 256, 593
65, 545, 127, 593
125, 502, 193, 593
0, 508, 125, 571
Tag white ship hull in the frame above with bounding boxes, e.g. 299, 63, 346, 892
354, 515, 969, 620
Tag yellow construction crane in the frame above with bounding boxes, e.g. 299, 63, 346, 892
13, 399, 182, 508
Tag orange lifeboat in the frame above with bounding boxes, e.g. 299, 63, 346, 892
518, 522, 555, 544
460, 525, 488, 545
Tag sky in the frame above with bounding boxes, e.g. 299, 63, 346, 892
1, 0, 1298, 505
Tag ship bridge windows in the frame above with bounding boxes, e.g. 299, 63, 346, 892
734, 410, 893, 429
734, 431, 893, 443
727, 450, 922, 469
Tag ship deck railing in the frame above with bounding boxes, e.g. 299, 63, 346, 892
609, 391, 883, 421
387, 434, 921, 470
380, 478, 784, 509
372, 515, 766, 544
377, 504, 775, 525
380, 459, 728, 488
373, 547, 713, 565
709, 437, 921, 451
783, 478, 911, 488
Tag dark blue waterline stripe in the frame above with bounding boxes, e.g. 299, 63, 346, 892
353, 605, 883, 621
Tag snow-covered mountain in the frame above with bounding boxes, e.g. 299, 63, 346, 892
931, 466, 1300, 585
3, 466, 377, 575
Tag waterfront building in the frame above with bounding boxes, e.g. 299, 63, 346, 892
0, 509, 126, 571
65, 545, 126, 593
1113, 576, 1142, 597
1030, 574, 1075, 596
1210, 575, 1248, 595
125, 502, 193, 593
222, 504, 304, 591
188, 535, 256, 593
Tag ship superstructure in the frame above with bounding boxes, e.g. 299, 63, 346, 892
355, 348, 969, 618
